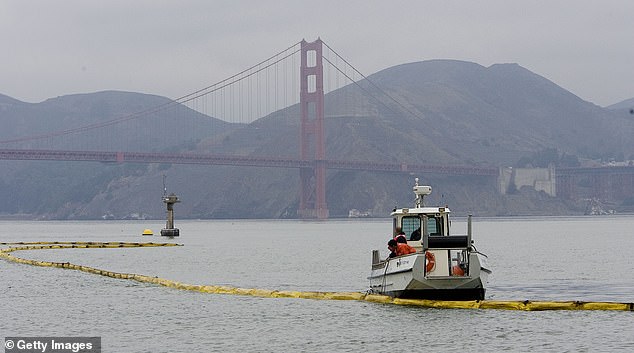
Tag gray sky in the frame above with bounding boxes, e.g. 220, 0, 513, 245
1, 0, 633, 107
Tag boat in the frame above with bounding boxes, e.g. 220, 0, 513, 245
368, 178, 491, 300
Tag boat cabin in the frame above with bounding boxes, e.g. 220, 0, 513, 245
392, 206, 450, 240
388, 179, 473, 277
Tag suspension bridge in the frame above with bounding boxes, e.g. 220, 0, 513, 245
1, 39, 633, 218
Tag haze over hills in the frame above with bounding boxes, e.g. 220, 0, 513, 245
1, 60, 633, 219
0, 90, 238, 152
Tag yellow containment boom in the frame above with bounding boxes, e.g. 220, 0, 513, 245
1, 242, 632, 312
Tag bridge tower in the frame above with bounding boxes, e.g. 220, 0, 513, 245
298, 38, 329, 219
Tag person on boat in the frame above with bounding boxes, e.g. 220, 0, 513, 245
410, 227, 421, 241
387, 239, 417, 258
387, 239, 398, 258
394, 228, 408, 243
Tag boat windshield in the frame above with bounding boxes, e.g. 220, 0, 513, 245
400, 215, 443, 240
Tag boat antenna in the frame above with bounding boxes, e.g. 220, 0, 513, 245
162, 174, 167, 198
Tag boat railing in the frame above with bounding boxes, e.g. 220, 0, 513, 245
371, 249, 382, 269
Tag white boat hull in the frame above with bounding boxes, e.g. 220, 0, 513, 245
368, 252, 490, 300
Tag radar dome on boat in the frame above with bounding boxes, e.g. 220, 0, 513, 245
413, 185, 432, 196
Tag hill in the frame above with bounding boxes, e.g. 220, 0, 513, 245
0, 90, 237, 151
0, 91, 239, 218
2, 61, 633, 219
607, 98, 634, 111
606, 98, 634, 123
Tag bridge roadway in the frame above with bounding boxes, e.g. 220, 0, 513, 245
3, 148, 634, 177
0, 148, 499, 176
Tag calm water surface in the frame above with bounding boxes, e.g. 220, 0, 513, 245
1, 216, 633, 352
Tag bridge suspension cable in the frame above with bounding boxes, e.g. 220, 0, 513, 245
0, 38, 417, 152
321, 41, 423, 120
174, 41, 302, 109
0, 41, 305, 146
1, 38, 417, 149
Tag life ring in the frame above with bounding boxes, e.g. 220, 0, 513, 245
425, 251, 436, 272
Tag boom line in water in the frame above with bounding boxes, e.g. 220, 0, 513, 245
1, 241, 632, 312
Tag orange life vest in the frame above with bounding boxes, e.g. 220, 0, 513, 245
395, 243, 417, 256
